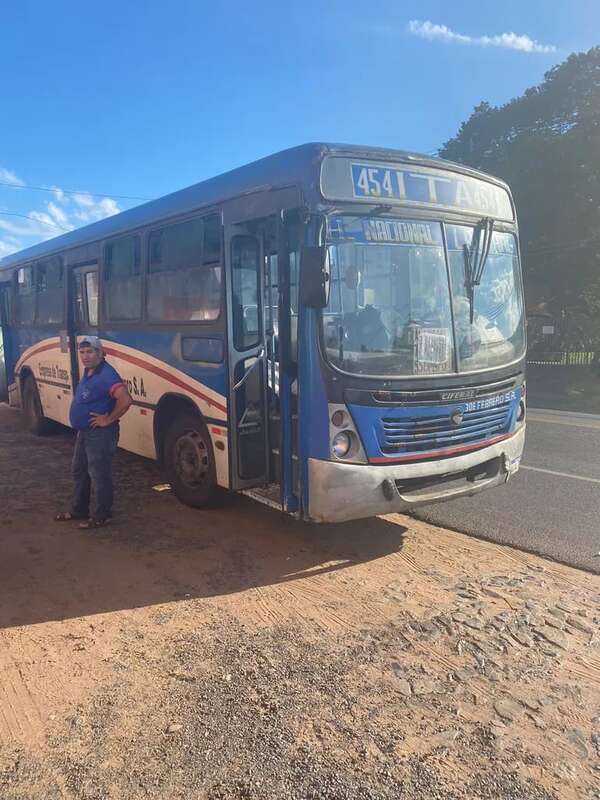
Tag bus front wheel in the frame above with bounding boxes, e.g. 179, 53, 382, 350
163, 413, 218, 508
22, 375, 51, 435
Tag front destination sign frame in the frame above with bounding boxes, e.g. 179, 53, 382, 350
320, 156, 514, 222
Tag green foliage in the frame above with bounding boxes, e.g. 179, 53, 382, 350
440, 47, 600, 348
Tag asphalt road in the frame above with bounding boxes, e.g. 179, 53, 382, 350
412, 408, 600, 574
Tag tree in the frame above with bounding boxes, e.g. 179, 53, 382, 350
440, 47, 600, 349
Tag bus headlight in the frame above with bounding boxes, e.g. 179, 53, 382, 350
331, 409, 347, 428
332, 431, 352, 458
328, 403, 367, 464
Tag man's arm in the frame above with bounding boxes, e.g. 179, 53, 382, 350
90, 385, 133, 428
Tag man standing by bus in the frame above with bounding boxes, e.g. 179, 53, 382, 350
55, 336, 132, 529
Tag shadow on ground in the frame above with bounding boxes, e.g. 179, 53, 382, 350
0, 408, 406, 629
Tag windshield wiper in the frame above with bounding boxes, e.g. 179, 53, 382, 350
462, 217, 494, 324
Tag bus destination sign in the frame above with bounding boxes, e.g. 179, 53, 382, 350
328, 216, 442, 247
320, 157, 514, 221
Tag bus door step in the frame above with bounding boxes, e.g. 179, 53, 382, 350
242, 483, 282, 511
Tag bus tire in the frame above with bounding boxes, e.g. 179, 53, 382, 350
22, 375, 51, 435
163, 413, 218, 508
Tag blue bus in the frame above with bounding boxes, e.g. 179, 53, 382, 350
0, 144, 526, 522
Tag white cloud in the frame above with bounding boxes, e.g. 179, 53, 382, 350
0, 176, 121, 260
73, 211, 92, 223
0, 167, 25, 187
72, 192, 96, 208
71, 194, 120, 224
47, 201, 70, 226
0, 240, 18, 256
98, 197, 120, 217
0, 234, 22, 255
0, 219, 51, 237
50, 185, 65, 201
29, 210, 66, 232
407, 20, 556, 54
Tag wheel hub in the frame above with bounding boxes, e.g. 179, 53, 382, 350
174, 430, 209, 487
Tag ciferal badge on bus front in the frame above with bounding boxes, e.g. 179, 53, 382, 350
319, 156, 514, 221
441, 389, 476, 401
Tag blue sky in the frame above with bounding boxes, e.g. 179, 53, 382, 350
1, 0, 598, 258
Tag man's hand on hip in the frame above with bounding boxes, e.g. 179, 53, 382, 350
90, 413, 112, 428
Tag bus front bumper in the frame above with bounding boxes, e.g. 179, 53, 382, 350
307, 426, 525, 523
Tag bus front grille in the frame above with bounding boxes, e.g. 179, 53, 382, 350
380, 401, 512, 455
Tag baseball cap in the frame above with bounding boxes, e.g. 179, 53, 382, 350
78, 335, 103, 351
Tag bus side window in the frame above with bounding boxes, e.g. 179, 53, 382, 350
147, 215, 222, 322
85, 272, 99, 327
290, 250, 299, 361
73, 273, 85, 324
203, 215, 222, 265
0, 282, 12, 325
231, 236, 260, 351
104, 235, 141, 321
35, 257, 64, 325
16, 266, 35, 325
265, 252, 278, 339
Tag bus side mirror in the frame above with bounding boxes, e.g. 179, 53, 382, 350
300, 246, 330, 308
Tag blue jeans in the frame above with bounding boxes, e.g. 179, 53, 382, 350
71, 426, 119, 520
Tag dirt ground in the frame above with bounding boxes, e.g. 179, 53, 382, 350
0, 405, 599, 800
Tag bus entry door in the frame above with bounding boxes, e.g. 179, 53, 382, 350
225, 229, 270, 490
69, 264, 99, 388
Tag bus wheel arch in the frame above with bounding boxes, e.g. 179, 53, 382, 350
20, 370, 51, 435
154, 394, 218, 508
154, 393, 201, 462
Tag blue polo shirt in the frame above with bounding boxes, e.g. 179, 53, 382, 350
69, 359, 125, 431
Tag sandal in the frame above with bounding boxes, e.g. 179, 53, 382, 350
78, 518, 112, 530
54, 511, 88, 522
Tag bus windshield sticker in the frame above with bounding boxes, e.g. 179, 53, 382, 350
327, 216, 443, 246
416, 329, 449, 366
320, 157, 514, 221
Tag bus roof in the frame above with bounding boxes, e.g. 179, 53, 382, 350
0, 142, 509, 271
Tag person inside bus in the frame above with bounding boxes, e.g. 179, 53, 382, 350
54, 336, 132, 529
341, 267, 390, 352
347, 304, 389, 352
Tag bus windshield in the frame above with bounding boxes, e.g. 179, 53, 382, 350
446, 225, 525, 371
323, 215, 525, 377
